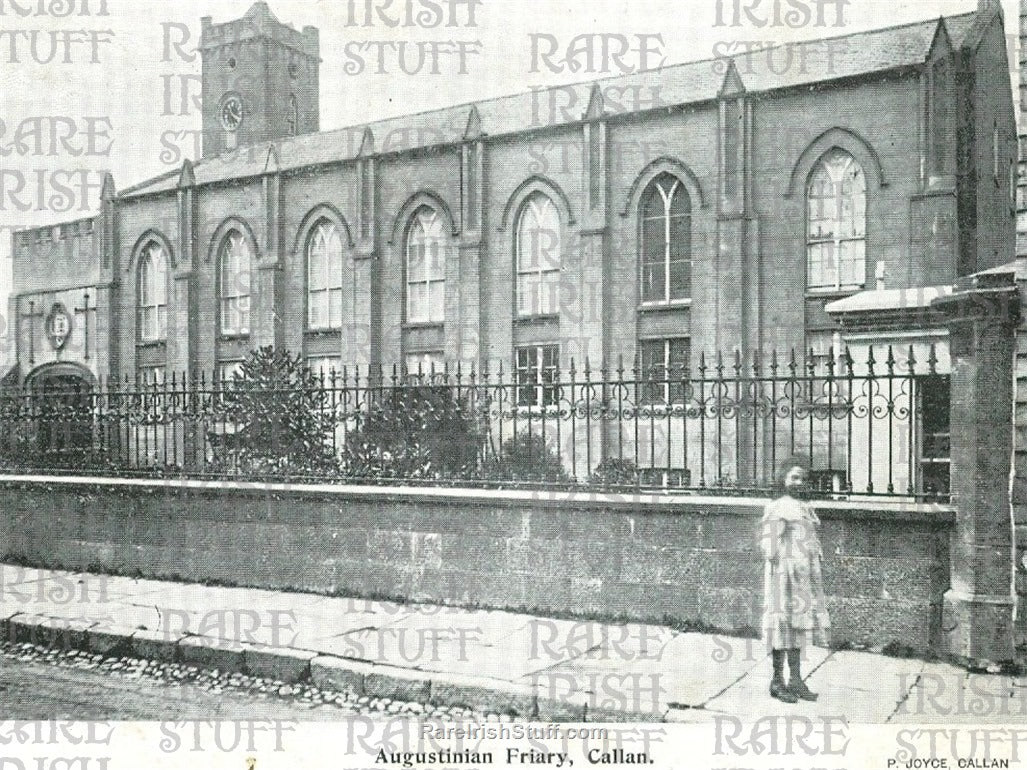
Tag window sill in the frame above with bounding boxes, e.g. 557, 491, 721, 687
305, 328, 342, 337
219, 333, 251, 342
136, 340, 167, 350
805, 287, 863, 299
638, 300, 692, 313
514, 314, 560, 325
403, 322, 445, 331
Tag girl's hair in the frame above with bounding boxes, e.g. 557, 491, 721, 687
775, 454, 812, 492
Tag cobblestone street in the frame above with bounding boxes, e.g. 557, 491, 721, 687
0, 641, 487, 721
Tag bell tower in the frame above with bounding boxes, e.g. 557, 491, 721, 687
199, 1, 320, 157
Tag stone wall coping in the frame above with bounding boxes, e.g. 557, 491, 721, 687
0, 474, 956, 523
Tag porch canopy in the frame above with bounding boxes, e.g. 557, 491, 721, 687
825, 285, 953, 375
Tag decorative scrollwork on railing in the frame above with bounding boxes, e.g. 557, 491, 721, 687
0, 345, 949, 499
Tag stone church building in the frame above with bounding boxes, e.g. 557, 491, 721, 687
5, 0, 1017, 393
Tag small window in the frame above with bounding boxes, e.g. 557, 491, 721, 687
287, 94, 299, 136
217, 360, 244, 390
516, 194, 561, 317
803, 331, 845, 403
515, 345, 559, 408
406, 207, 447, 324
405, 351, 445, 383
639, 338, 690, 405
805, 331, 843, 371
138, 366, 165, 386
307, 356, 342, 384
994, 123, 1000, 181
137, 365, 166, 406
137, 242, 168, 343
219, 231, 251, 336
1011, 160, 1018, 210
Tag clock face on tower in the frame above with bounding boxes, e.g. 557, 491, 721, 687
219, 94, 244, 131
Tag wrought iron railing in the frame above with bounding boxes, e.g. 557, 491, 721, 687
0, 347, 949, 500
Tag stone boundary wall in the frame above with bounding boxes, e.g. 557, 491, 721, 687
0, 476, 954, 652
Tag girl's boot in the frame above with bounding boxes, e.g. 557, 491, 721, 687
787, 648, 818, 701
770, 650, 797, 703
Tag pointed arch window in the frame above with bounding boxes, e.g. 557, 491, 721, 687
640, 173, 691, 304
287, 94, 299, 136
931, 56, 955, 177
219, 231, 251, 336
406, 206, 447, 323
807, 149, 866, 290
307, 221, 343, 330
516, 193, 562, 317
137, 242, 168, 343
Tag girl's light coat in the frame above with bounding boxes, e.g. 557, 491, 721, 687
761, 496, 831, 650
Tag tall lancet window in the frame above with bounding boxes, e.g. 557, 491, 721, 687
640, 173, 691, 304
807, 149, 866, 290
307, 221, 343, 330
138, 242, 168, 342
219, 231, 251, 336
516, 193, 562, 317
406, 207, 447, 323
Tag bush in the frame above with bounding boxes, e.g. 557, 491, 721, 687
342, 385, 481, 481
0, 420, 37, 471
589, 458, 639, 489
215, 347, 340, 477
487, 431, 567, 483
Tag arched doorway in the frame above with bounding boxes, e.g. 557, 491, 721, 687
24, 364, 96, 469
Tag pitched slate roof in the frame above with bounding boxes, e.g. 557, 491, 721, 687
120, 10, 981, 199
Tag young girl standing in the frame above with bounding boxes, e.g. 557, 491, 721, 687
761, 457, 831, 703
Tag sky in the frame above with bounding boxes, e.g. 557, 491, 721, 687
0, 0, 1019, 367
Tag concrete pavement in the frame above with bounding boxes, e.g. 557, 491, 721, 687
1, 564, 1023, 722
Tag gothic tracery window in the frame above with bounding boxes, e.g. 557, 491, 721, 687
137, 242, 168, 342
406, 206, 447, 324
807, 149, 866, 290
640, 173, 691, 304
220, 231, 251, 336
307, 220, 343, 330
516, 193, 561, 317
